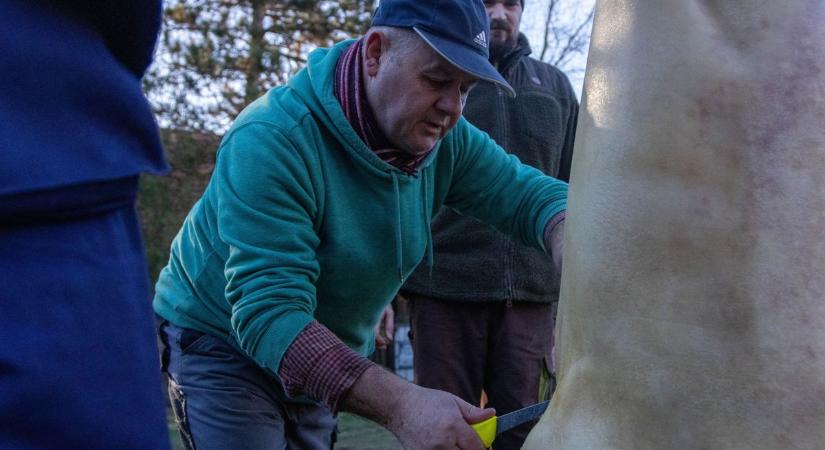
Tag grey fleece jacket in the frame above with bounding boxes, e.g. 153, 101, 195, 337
402, 34, 579, 303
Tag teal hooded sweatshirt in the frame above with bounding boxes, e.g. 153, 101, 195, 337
153, 39, 568, 377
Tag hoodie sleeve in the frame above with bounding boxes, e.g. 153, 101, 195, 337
212, 122, 320, 374
442, 118, 569, 252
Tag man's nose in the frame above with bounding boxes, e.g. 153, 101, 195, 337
488, 3, 506, 20
435, 88, 463, 119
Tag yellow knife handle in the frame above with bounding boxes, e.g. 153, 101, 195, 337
471, 415, 497, 448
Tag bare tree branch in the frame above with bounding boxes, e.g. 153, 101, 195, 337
550, 7, 594, 67
530, 0, 594, 84
539, 0, 559, 61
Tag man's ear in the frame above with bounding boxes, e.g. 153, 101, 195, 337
363, 31, 386, 77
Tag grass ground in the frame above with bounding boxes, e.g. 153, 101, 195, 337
167, 414, 184, 450
167, 412, 402, 449
335, 413, 403, 449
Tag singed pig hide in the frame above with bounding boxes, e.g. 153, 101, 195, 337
523, 1, 825, 448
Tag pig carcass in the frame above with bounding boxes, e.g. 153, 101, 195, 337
524, 1, 825, 448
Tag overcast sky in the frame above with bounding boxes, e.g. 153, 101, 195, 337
520, 0, 596, 100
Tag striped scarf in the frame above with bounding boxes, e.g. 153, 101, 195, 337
334, 39, 431, 175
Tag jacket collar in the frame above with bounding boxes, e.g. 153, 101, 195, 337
494, 33, 532, 74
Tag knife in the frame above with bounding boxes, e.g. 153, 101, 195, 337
470, 400, 549, 447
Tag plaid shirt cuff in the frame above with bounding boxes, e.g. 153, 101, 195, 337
279, 321, 374, 412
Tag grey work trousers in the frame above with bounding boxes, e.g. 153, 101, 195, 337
158, 320, 337, 450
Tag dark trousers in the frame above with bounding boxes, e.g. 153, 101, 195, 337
408, 295, 555, 450
158, 321, 337, 450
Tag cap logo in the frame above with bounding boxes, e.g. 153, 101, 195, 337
473, 31, 487, 49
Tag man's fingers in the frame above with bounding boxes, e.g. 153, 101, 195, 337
452, 399, 491, 450
455, 419, 488, 450
375, 328, 390, 349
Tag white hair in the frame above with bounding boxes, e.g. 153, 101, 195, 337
364, 26, 426, 62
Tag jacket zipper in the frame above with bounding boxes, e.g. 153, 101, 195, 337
496, 82, 516, 302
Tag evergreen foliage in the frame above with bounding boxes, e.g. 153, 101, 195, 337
144, 0, 376, 132
138, 130, 221, 285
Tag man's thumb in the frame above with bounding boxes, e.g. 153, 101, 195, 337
459, 400, 496, 424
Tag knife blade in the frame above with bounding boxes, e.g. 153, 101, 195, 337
470, 400, 549, 447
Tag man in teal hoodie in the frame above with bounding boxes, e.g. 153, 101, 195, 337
154, 0, 569, 448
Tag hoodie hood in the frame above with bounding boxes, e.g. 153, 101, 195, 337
288, 40, 441, 179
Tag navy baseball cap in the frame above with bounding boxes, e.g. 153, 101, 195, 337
371, 0, 516, 97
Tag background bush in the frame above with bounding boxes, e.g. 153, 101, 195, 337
138, 129, 221, 286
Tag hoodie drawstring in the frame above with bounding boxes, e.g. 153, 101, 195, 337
423, 174, 434, 277
391, 171, 403, 282
391, 170, 433, 283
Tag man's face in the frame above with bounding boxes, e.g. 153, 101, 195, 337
364, 34, 478, 156
484, 0, 523, 60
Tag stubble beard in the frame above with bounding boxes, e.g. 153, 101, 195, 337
489, 36, 517, 64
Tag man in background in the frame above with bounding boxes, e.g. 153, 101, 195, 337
0, 1, 170, 448
401, 0, 579, 448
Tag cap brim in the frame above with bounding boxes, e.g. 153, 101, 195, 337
413, 27, 515, 98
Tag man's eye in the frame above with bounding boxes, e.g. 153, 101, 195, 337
460, 82, 478, 95
427, 77, 449, 88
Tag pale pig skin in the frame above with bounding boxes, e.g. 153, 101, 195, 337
524, 1, 825, 449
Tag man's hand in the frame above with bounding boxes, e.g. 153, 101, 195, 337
341, 365, 494, 450
389, 385, 495, 450
374, 304, 395, 351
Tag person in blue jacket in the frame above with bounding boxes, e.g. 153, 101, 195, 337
0, 1, 170, 448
